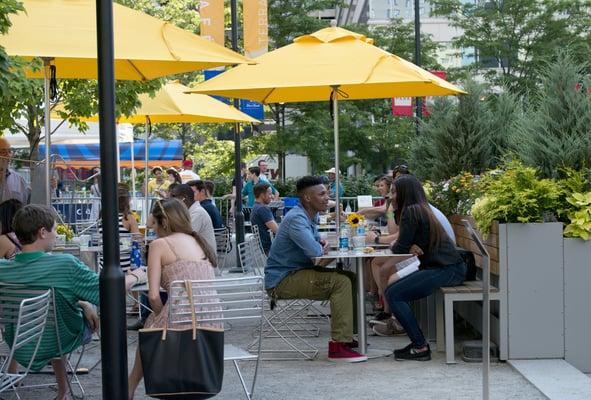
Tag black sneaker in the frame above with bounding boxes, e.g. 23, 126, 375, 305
369, 311, 392, 326
394, 344, 431, 361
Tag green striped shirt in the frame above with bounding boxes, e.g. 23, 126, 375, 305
0, 251, 99, 370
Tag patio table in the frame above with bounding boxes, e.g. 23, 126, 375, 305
314, 250, 413, 357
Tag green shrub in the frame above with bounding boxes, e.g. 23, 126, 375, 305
471, 160, 561, 236
427, 172, 481, 217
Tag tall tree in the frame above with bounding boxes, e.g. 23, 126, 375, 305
0, 0, 22, 99
409, 79, 519, 181
431, 0, 591, 94
510, 53, 591, 178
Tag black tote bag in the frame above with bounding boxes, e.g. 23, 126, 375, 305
139, 281, 224, 399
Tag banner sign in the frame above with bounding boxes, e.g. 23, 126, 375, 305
392, 70, 448, 117
240, 99, 264, 120
243, 0, 269, 58
199, 0, 225, 45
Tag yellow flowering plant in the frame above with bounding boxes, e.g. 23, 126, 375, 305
346, 212, 365, 228
56, 223, 74, 242
427, 172, 481, 217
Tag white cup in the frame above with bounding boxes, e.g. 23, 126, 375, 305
79, 234, 91, 250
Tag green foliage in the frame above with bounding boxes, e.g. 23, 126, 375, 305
273, 178, 297, 198
409, 79, 519, 181
431, 0, 591, 94
341, 175, 375, 198
427, 172, 481, 217
509, 53, 591, 178
562, 192, 591, 240
0, 0, 23, 98
470, 161, 561, 236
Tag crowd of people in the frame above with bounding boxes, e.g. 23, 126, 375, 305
0, 141, 467, 397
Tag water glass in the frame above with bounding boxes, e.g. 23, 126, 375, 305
351, 235, 366, 251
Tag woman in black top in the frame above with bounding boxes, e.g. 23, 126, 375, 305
385, 175, 466, 361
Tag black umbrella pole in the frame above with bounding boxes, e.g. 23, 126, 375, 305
96, 1, 128, 399
234, 120, 245, 248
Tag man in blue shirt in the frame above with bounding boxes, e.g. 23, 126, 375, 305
266, 176, 367, 363
242, 166, 278, 207
188, 179, 224, 229
325, 167, 344, 199
250, 182, 279, 255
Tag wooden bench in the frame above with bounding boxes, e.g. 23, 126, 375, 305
435, 216, 508, 364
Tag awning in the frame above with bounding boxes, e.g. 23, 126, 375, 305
39, 139, 182, 169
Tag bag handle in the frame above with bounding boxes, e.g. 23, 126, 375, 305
161, 280, 198, 341
185, 280, 198, 340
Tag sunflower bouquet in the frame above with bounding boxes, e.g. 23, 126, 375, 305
56, 223, 74, 242
346, 212, 365, 228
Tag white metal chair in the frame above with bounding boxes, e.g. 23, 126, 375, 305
0, 288, 52, 399
237, 239, 320, 360
168, 276, 265, 400
0, 284, 87, 399
214, 227, 232, 272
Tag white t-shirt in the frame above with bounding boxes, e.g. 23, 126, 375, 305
180, 169, 200, 183
188, 202, 217, 259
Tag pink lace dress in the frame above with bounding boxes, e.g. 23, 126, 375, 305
144, 237, 222, 330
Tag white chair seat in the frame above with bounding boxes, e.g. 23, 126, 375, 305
225, 344, 257, 361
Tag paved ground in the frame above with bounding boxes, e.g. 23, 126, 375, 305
10, 316, 547, 400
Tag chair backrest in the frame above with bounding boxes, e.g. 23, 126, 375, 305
214, 227, 231, 255
168, 276, 265, 327
237, 241, 259, 275
0, 288, 51, 375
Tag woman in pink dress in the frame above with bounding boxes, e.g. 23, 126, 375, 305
128, 198, 218, 399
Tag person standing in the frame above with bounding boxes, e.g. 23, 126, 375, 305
179, 159, 200, 183
257, 159, 280, 199
170, 184, 216, 259
324, 167, 344, 200
250, 182, 279, 255
242, 166, 278, 208
188, 180, 224, 229
147, 166, 168, 198
0, 138, 30, 204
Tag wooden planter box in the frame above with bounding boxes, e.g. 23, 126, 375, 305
564, 238, 591, 373
450, 216, 565, 359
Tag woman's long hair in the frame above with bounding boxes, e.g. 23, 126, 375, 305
393, 175, 444, 251
0, 199, 23, 235
151, 198, 217, 267
166, 168, 182, 184
117, 183, 132, 221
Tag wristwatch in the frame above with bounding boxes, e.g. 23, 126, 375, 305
374, 231, 381, 244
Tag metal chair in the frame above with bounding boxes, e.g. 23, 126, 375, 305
0, 288, 52, 399
214, 227, 232, 272
237, 239, 320, 360
0, 285, 87, 399
168, 276, 265, 400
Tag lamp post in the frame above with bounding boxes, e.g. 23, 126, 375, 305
230, 0, 245, 260
96, 0, 128, 399
414, 0, 422, 135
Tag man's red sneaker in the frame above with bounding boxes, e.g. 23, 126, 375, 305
328, 341, 368, 363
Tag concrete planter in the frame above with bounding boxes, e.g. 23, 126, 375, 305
502, 222, 564, 359
563, 238, 591, 373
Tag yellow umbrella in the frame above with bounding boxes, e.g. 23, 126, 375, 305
0, 0, 251, 204
80, 80, 259, 220
84, 81, 260, 124
189, 26, 463, 102
189, 26, 465, 241
0, 0, 250, 80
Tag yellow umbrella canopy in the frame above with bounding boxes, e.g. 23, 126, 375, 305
83, 81, 260, 124
0, 0, 251, 80
189, 26, 464, 102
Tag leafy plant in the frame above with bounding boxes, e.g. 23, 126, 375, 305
428, 172, 481, 217
56, 224, 74, 242
563, 192, 591, 240
470, 160, 561, 235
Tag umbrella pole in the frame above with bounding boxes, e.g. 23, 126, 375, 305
43, 58, 52, 206
144, 117, 150, 232
332, 86, 340, 240
96, 1, 128, 399
131, 136, 135, 203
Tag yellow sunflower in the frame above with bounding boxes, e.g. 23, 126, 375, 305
346, 212, 365, 228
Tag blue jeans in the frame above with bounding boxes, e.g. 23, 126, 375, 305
384, 261, 466, 348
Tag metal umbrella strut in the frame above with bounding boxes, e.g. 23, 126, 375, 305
1, 1, 251, 398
